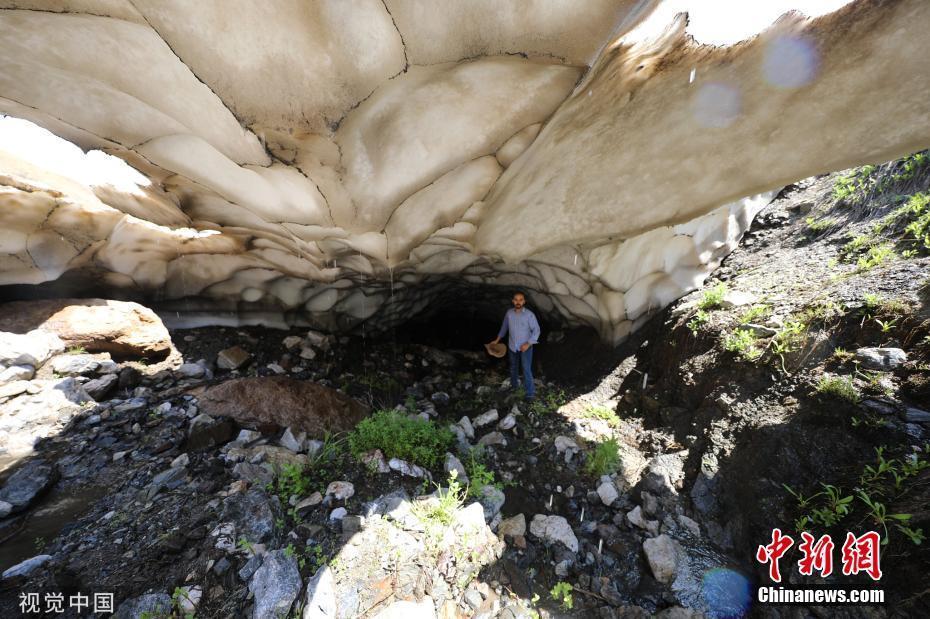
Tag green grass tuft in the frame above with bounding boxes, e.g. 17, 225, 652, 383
347, 409, 454, 469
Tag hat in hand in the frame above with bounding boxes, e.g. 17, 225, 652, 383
484, 341, 507, 358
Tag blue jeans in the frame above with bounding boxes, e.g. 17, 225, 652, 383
508, 347, 534, 398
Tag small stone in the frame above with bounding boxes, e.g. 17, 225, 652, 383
236, 429, 262, 444
904, 407, 930, 424
361, 449, 390, 473
341, 515, 364, 535
473, 408, 499, 427
478, 485, 506, 522
267, 363, 286, 375
529, 514, 579, 552
50, 354, 100, 376
497, 413, 516, 431
279, 427, 307, 453
554, 436, 578, 454
457, 416, 475, 439
719, 290, 757, 308
113, 593, 173, 619
444, 453, 468, 483
83, 373, 118, 400
431, 391, 450, 405
597, 481, 619, 506
282, 335, 303, 349
178, 363, 205, 378
464, 587, 484, 610
498, 513, 526, 538
325, 481, 354, 501
176, 586, 202, 614
299, 347, 317, 360
295, 492, 324, 516
0, 365, 35, 384
303, 566, 337, 618
736, 323, 777, 337
855, 347, 907, 371
388, 458, 430, 478
677, 515, 701, 537
643, 534, 679, 584
329, 507, 347, 521
0, 459, 58, 515
0, 501, 12, 518
171, 453, 190, 468
217, 346, 252, 370
477, 431, 507, 448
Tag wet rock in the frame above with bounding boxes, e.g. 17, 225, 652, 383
191, 376, 368, 436
178, 362, 205, 378
50, 354, 101, 376
249, 549, 301, 619
0, 459, 58, 514
530, 514, 579, 552
83, 373, 118, 400
0, 330, 63, 368
473, 408, 499, 428
0, 299, 172, 360
457, 415, 475, 439
326, 481, 355, 501
217, 345, 252, 370
904, 407, 930, 424
642, 534, 679, 584
186, 413, 236, 451
114, 593, 173, 619
597, 480, 619, 506
303, 566, 337, 618
2, 554, 51, 579
855, 347, 907, 370
0, 364, 34, 383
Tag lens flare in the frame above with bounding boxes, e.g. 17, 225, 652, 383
692, 82, 742, 128
702, 568, 752, 618
763, 35, 819, 89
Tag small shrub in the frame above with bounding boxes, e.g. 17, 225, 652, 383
585, 439, 620, 478
723, 329, 763, 361
348, 409, 454, 469
66, 346, 86, 355
550, 582, 574, 610
697, 283, 727, 310
815, 375, 860, 403
687, 309, 708, 335
464, 448, 499, 498
856, 243, 895, 271
805, 216, 837, 234
582, 404, 620, 427
738, 304, 770, 325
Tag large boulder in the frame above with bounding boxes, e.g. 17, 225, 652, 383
0, 459, 58, 515
0, 299, 172, 360
191, 376, 368, 436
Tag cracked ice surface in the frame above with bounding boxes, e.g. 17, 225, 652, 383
0, 1, 928, 342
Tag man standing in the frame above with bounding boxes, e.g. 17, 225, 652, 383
489, 291, 541, 400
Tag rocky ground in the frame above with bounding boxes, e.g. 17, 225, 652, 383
0, 155, 928, 618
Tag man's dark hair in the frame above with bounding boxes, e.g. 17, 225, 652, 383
513, 290, 526, 298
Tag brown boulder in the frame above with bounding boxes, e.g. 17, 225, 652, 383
190, 376, 368, 437
0, 298, 172, 360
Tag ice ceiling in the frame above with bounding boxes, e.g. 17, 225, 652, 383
1, 0, 929, 342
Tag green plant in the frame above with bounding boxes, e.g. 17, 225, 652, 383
464, 448, 499, 498
805, 216, 837, 233
723, 329, 763, 361
237, 537, 255, 554
856, 243, 895, 271
815, 375, 859, 403
581, 403, 620, 427
687, 309, 709, 335
738, 304, 770, 325
697, 282, 727, 310
585, 439, 620, 478
171, 587, 196, 619
272, 461, 314, 502
529, 388, 566, 415
66, 345, 86, 355
832, 347, 854, 363
347, 409, 454, 469
809, 484, 853, 527
411, 470, 467, 544
550, 581, 574, 610
856, 490, 914, 545
34, 536, 46, 552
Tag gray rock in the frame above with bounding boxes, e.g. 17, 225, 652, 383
719, 290, 757, 309
430, 391, 450, 405
497, 413, 517, 431
736, 323, 777, 337
464, 587, 484, 610
597, 480, 619, 506
283, 335, 303, 350
478, 485, 505, 522
0, 500, 11, 518
178, 363, 205, 378
640, 451, 686, 496
238, 554, 263, 581
473, 408, 499, 427
50, 354, 100, 376
279, 427, 307, 452
249, 549, 301, 619
170, 453, 190, 468
477, 431, 507, 448
361, 449, 390, 473
83, 373, 118, 400
553, 436, 578, 454
529, 514, 579, 552
363, 489, 411, 519
457, 415, 475, 439
372, 598, 436, 619
329, 507, 347, 521
904, 407, 930, 424
443, 453, 468, 484
0, 330, 63, 369
643, 534, 679, 584
303, 566, 337, 618
0, 459, 58, 514
325, 481, 354, 501
114, 593, 173, 619
341, 515, 365, 535
221, 489, 281, 545
0, 364, 34, 384
388, 458, 430, 479
217, 345, 252, 370
855, 347, 907, 370
233, 462, 275, 487
2, 554, 51, 579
